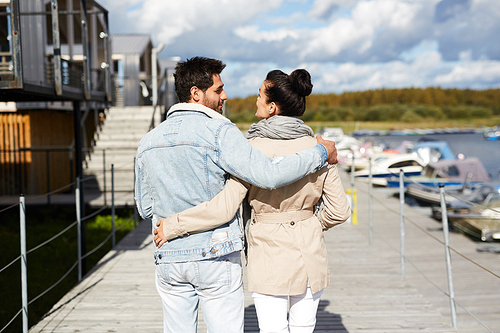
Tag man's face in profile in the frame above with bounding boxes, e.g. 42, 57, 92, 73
200, 74, 228, 114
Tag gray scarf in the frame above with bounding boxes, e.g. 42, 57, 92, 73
247, 115, 314, 140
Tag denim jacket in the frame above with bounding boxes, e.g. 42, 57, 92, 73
135, 103, 327, 263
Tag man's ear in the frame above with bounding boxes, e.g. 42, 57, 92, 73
190, 86, 201, 102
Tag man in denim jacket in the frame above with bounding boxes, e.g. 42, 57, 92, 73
135, 57, 337, 333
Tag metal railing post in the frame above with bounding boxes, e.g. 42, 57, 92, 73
51, 0, 63, 96
76, 177, 82, 281
399, 169, 405, 278
103, 149, 106, 207
350, 153, 355, 224
439, 185, 458, 329
368, 157, 373, 245
20, 195, 28, 333
111, 164, 115, 247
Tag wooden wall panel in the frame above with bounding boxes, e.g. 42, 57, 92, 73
0, 113, 31, 195
0, 110, 74, 195
28, 110, 75, 195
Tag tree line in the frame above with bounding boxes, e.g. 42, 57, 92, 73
226, 87, 500, 123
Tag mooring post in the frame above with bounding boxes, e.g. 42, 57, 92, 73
439, 185, 458, 329
399, 169, 405, 278
20, 195, 28, 333
111, 164, 115, 247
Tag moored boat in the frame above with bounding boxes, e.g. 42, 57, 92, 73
354, 153, 425, 187
484, 128, 500, 141
430, 182, 500, 219
386, 157, 490, 189
449, 199, 500, 242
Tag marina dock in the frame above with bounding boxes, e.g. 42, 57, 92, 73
29, 170, 500, 332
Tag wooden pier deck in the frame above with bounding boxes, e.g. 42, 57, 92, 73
30, 171, 500, 332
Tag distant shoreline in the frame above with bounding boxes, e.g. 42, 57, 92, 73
350, 126, 497, 137
234, 118, 500, 135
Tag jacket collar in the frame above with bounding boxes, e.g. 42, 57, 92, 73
166, 103, 231, 123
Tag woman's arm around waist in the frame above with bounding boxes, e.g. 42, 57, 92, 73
154, 177, 249, 246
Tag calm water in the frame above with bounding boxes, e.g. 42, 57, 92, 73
357, 132, 500, 180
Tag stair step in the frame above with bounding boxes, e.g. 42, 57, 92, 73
97, 133, 145, 141
83, 106, 154, 195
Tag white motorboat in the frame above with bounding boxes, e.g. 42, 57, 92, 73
353, 153, 425, 186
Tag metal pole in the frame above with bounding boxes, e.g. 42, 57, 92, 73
79, 0, 91, 99
66, 0, 74, 60
98, 32, 111, 101
102, 11, 112, 102
20, 195, 28, 333
9, 0, 23, 89
111, 164, 115, 247
350, 152, 355, 224
368, 157, 373, 245
151, 43, 165, 128
103, 149, 106, 206
76, 177, 82, 281
51, 0, 63, 96
439, 185, 458, 329
399, 169, 405, 278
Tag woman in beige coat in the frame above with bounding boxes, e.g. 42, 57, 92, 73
155, 69, 350, 333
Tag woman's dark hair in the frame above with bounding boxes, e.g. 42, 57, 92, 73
174, 56, 226, 103
264, 69, 313, 117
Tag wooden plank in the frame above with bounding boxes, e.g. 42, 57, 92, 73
7, 113, 12, 163
29, 170, 500, 332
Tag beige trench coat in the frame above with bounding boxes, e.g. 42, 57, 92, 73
161, 136, 351, 296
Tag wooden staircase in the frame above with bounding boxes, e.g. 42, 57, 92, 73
83, 106, 160, 207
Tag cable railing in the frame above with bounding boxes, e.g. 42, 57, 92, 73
349, 155, 499, 331
0, 162, 138, 333
0, 144, 136, 199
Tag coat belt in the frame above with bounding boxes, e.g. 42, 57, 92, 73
252, 209, 314, 224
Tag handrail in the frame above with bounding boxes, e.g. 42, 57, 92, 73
352, 168, 497, 331
355, 168, 500, 278
0, 146, 136, 197
379, 167, 500, 215
0, 162, 137, 333
0, 309, 22, 333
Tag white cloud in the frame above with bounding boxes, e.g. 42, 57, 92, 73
115, 0, 284, 43
435, 60, 500, 85
98, 0, 500, 97
234, 26, 300, 43
300, 0, 425, 61
225, 53, 500, 98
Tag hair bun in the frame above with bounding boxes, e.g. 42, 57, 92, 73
289, 69, 313, 97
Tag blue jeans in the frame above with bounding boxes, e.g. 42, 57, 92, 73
155, 252, 244, 333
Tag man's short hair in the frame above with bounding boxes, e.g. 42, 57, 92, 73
174, 57, 226, 103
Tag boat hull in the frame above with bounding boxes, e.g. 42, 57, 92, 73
450, 215, 500, 242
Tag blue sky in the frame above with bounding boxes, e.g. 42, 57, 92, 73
100, 0, 500, 98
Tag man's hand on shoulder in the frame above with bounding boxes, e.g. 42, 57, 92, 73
316, 135, 338, 164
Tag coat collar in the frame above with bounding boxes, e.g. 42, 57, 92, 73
166, 103, 231, 123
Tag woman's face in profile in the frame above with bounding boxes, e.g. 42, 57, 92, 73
255, 81, 271, 119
